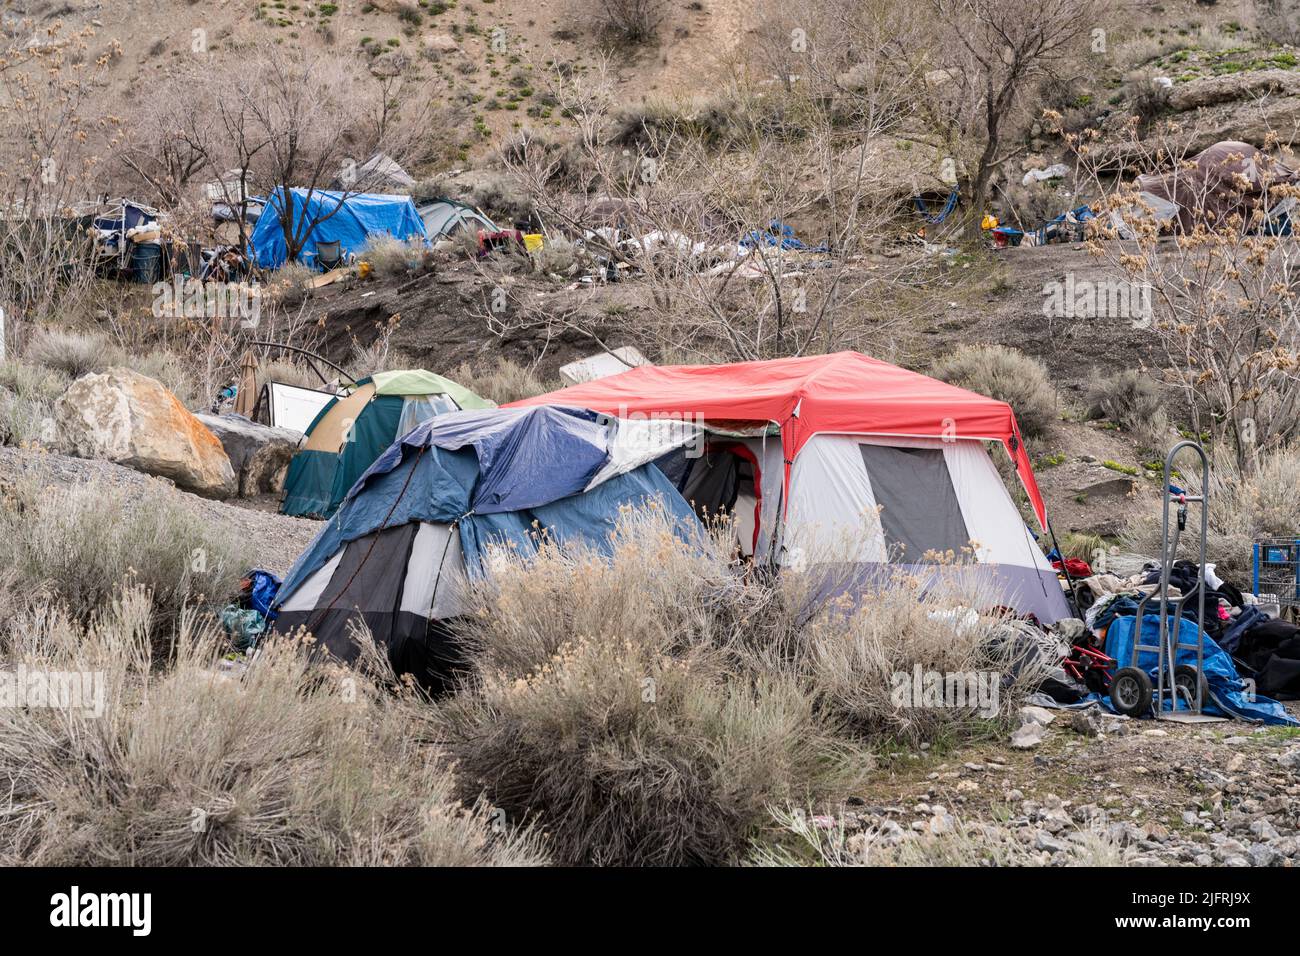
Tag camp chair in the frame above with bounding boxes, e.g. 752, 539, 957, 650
315, 240, 344, 271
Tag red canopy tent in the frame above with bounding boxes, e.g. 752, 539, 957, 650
508, 351, 1048, 529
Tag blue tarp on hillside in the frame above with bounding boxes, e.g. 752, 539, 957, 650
1103, 614, 1298, 726
247, 188, 427, 269
276, 406, 703, 603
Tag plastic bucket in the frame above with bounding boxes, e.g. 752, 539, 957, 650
131, 242, 163, 284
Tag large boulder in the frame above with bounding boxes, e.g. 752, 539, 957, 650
54, 368, 236, 498
194, 413, 300, 498
1167, 69, 1300, 113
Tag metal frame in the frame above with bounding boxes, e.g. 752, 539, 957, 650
1127, 440, 1225, 722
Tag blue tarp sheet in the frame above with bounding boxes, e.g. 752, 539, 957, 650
247, 187, 427, 269
276, 406, 703, 603
1102, 614, 1298, 726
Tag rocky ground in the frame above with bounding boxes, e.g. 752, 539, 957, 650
826, 704, 1300, 866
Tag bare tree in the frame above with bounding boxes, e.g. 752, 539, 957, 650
0, 23, 119, 340
496, 19, 929, 363
915, 0, 1104, 238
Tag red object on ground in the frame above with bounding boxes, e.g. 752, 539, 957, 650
506, 351, 1049, 528
1052, 557, 1093, 578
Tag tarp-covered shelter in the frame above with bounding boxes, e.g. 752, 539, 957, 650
281, 369, 493, 518
1136, 140, 1299, 233
248, 188, 427, 269
334, 153, 416, 193
511, 351, 1070, 623
274, 406, 704, 689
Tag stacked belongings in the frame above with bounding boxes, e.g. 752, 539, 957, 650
1069, 561, 1298, 724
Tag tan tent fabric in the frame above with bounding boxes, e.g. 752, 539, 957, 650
303, 382, 376, 452
234, 350, 258, 418
1137, 140, 1298, 233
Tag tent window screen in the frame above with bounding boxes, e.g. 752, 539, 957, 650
858, 444, 970, 563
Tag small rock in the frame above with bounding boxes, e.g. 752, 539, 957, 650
1247, 843, 1280, 867
1019, 706, 1056, 728
1249, 819, 1281, 841
1035, 831, 1068, 854
1010, 721, 1047, 749
1070, 710, 1104, 737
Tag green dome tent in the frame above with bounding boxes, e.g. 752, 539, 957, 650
281, 369, 492, 518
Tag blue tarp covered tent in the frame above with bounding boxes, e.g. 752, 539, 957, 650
273, 405, 705, 690
247, 187, 427, 269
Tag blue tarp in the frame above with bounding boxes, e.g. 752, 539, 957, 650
1102, 614, 1298, 726
247, 187, 427, 269
276, 406, 703, 604
740, 219, 829, 253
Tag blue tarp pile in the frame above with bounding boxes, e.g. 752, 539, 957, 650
740, 219, 829, 253
247, 187, 427, 269
1101, 614, 1298, 726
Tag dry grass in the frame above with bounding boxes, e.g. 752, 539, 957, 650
750, 806, 1137, 866
25, 327, 125, 379
0, 476, 254, 623
930, 344, 1058, 438
1122, 444, 1300, 582
21, 327, 203, 410
438, 508, 1044, 865
449, 357, 553, 405
361, 235, 433, 277
0, 589, 548, 866
0, 361, 67, 446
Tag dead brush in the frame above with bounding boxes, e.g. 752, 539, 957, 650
787, 574, 1049, 746
0, 587, 548, 866
930, 344, 1058, 439
440, 630, 865, 866
440, 507, 1045, 864
440, 507, 868, 865
447, 357, 552, 405
1122, 444, 1300, 583
0, 476, 253, 625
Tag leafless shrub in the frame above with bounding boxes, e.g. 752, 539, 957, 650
930, 344, 1058, 438
596, 0, 669, 43
0, 589, 549, 866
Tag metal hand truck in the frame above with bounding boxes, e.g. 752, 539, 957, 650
1108, 440, 1226, 722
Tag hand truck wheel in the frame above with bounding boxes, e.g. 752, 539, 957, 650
1173, 664, 1208, 711
1111, 667, 1153, 717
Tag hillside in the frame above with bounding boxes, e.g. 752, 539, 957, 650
8, 0, 1300, 884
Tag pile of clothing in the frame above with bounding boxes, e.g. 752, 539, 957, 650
219, 569, 281, 653
1066, 560, 1299, 724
